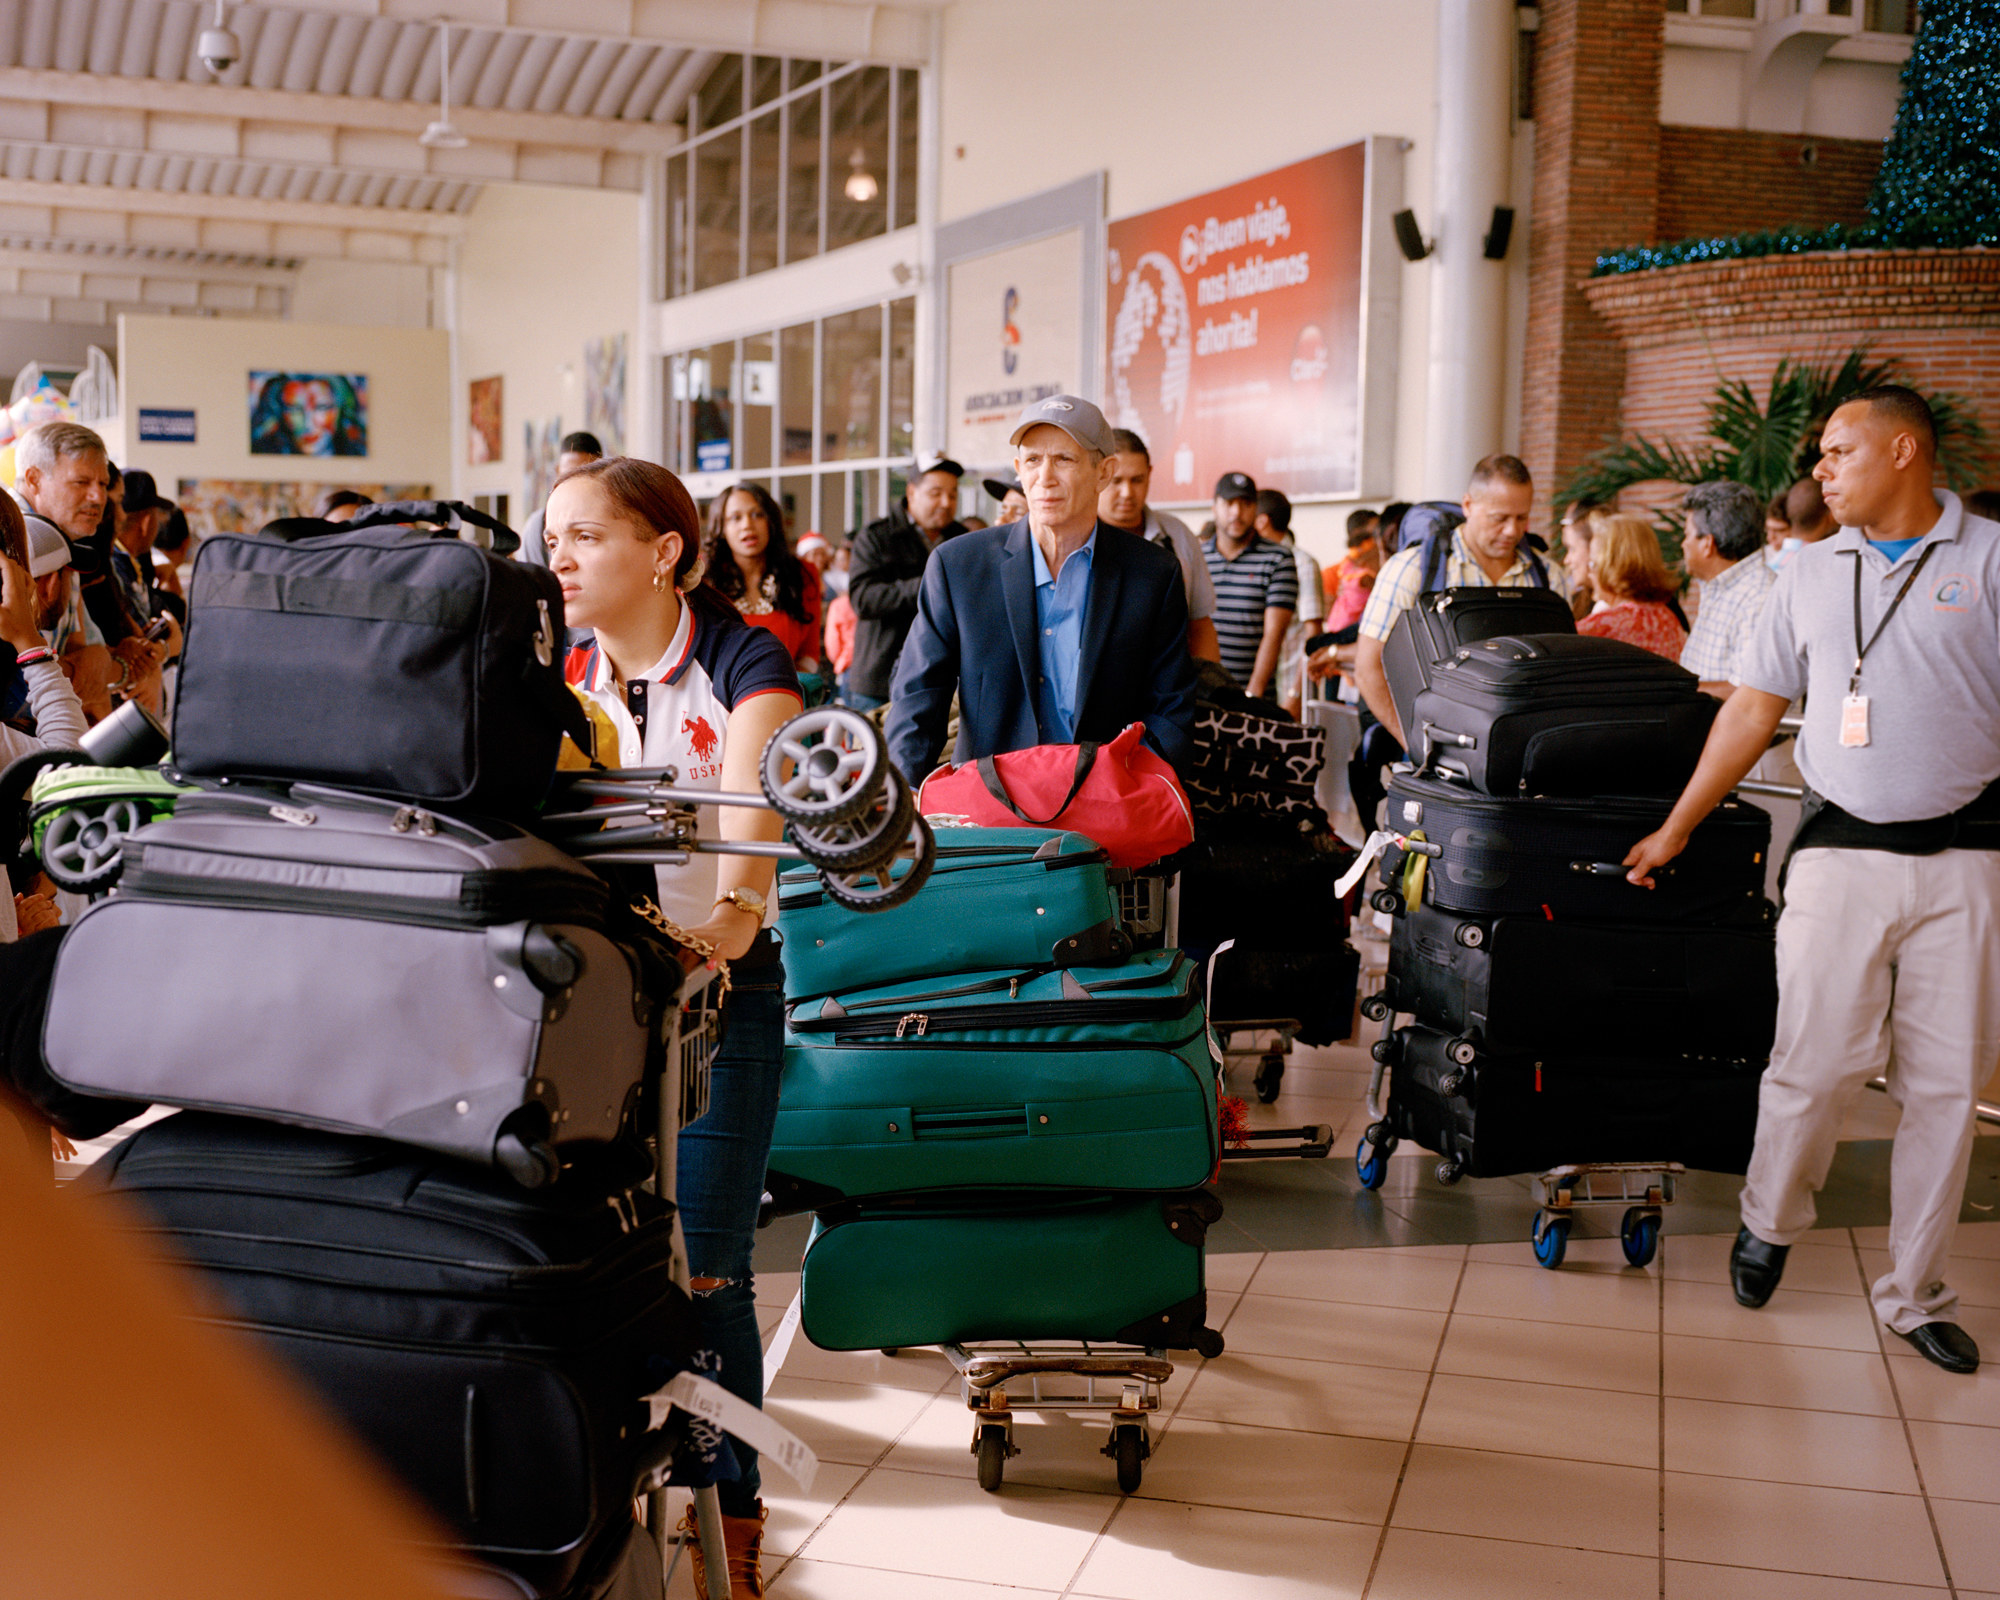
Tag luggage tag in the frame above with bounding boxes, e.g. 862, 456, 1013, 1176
648, 1371, 819, 1491
1840, 694, 1871, 748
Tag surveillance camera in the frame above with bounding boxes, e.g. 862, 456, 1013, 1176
198, 26, 240, 74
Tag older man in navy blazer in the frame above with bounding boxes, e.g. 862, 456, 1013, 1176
886, 395, 1197, 780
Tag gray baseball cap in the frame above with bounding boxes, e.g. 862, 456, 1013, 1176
1009, 394, 1117, 456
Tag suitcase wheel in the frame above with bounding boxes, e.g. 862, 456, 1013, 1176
1370, 1036, 1399, 1065
1453, 922, 1484, 949
1369, 888, 1404, 917
1191, 1325, 1225, 1360
761, 705, 887, 826
1253, 1054, 1284, 1104
1621, 1207, 1662, 1269
1434, 1155, 1465, 1187
1106, 1422, 1149, 1494
1355, 1130, 1392, 1190
1438, 1069, 1468, 1099
1446, 1036, 1478, 1067
494, 1127, 559, 1189
1359, 993, 1391, 1023
975, 1422, 1015, 1493
1531, 1208, 1571, 1269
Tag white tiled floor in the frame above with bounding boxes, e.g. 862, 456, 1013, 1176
684, 1019, 2000, 1600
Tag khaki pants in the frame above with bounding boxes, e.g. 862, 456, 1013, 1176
1742, 846, 2000, 1333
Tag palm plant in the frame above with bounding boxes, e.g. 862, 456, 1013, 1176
1559, 348, 1992, 517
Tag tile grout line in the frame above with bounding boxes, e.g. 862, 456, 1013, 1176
1358, 1243, 1471, 1599
1850, 1227, 1961, 1599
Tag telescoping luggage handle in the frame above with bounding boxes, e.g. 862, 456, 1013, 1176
260, 499, 521, 556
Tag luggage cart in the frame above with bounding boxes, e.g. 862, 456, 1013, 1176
1528, 1163, 1682, 1270
945, 1340, 1179, 1495
1206, 942, 1336, 1160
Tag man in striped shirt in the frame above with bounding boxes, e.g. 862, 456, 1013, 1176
1354, 454, 1565, 741
1201, 471, 1297, 698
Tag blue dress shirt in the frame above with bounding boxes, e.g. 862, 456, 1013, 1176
1031, 528, 1096, 743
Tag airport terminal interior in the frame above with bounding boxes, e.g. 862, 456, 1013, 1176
7, 1, 2000, 1597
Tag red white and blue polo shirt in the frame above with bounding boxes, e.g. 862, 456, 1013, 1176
567, 600, 800, 928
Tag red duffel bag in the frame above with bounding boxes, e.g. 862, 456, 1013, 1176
916, 722, 1195, 870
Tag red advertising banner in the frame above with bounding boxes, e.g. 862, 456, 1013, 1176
1106, 142, 1366, 502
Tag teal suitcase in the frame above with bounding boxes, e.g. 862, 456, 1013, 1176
777, 826, 1124, 999
798, 1190, 1226, 1353
772, 950, 1219, 1203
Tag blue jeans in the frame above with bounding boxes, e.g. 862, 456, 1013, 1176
675, 951, 786, 1517
842, 689, 885, 711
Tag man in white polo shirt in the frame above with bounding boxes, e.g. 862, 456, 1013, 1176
1627, 386, 2000, 1375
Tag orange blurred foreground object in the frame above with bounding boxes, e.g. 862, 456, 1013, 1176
0, 1092, 458, 1600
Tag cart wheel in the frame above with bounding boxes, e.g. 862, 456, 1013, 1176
0, 747, 83, 878
1446, 1036, 1478, 1067
1111, 1424, 1146, 1494
975, 1424, 1009, 1493
820, 812, 936, 912
790, 766, 916, 873
1621, 1207, 1661, 1269
1453, 921, 1485, 948
1355, 1133, 1389, 1190
37, 797, 146, 894
1359, 993, 1390, 1022
1434, 1156, 1465, 1187
1253, 1054, 1284, 1103
1369, 888, 1403, 917
760, 706, 886, 827
1532, 1209, 1571, 1269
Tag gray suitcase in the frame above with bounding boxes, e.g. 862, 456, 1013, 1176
41, 786, 651, 1185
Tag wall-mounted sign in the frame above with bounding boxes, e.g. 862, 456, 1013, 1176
696, 438, 733, 473
945, 228, 1082, 468
1106, 143, 1366, 501
137, 407, 197, 444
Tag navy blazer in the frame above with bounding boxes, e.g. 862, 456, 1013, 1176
885, 518, 1197, 779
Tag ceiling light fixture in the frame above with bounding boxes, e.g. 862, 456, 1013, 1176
419, 22, 469, 150
843, 148, 879, 204
197, 0, 241, 76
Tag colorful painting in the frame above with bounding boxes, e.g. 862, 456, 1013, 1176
176, 480, 431, 538
523, 418, 562, 512
468, 375, 503, 465
584, 333, 627, 456
248, 371, 368, 456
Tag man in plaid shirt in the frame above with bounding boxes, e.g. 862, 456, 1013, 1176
1679, 480, 1777, 697
1354, 454, 1566, 742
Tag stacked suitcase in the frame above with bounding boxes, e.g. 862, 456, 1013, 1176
772, 826, 1228, 1359
29, 505, 727, 1598
1357, 588, 1778, 1261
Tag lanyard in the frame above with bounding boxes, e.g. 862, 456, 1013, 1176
1849, 540, 1938, 696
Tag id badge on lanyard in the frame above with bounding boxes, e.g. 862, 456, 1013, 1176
1842, 543, 1936, 751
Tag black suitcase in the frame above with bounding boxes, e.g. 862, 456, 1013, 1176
85, 1113, 697, 1598
1383, 1023, 1763, 1179
174, 505, 585, 817
1408, 633, 1718, 798
1385, 770, 1769, 925
1382, 587, 1576, 739
1208, 943, 1360, 1045
1383, 901, 1776, 1059
1171, 824, 1353, 953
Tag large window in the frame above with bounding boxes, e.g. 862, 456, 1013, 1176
665, 55, 919, 299
667, 295, 917, 541
1665, 0, 1917, 26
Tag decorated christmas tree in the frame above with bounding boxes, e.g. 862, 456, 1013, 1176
1867, 0, 2000, 246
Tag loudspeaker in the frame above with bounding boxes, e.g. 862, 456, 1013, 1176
1393, 209, 1432, 262
1482, 206, 1516, 261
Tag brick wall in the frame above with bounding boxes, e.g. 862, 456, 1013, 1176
1656, 127, 1881, 242
1583, 250, 2000, 508
1519, 0, 1665, 528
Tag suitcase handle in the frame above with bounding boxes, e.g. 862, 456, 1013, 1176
260, 500, 521, 556
1571, 859, 1668, 878
1420, 721, 1476, 750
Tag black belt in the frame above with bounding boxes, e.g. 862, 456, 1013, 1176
1789, 776, 2000, 862
735, 926, 783, 970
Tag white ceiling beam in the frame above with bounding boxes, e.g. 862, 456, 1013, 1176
202, 0, 934, 66
0, 175, 464, 237
0, 65, 682, 153
0, 244, 297, 288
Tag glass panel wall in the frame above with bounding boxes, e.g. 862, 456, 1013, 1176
667, 296, 915, 543
665, 54, 917, 299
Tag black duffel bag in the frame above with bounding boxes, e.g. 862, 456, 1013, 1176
173, 502, 586, 817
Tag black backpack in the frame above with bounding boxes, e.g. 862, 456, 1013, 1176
1403, 500, 1552, 592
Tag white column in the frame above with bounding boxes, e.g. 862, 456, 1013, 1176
1423, 0, 1518, 495
634, 155, 667, 464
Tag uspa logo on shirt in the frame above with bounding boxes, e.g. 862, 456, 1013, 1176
682, 715, 720, 765
1935, 575, 1979, 612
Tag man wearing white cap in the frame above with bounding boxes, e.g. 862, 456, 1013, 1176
886, 395, 1196, 780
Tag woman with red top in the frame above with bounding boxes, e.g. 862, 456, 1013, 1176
703, 483, 822, 676
1576, 512, 1688, 663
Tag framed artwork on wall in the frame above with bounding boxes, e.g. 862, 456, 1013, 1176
468, 375, 503, 465
248, 372, 368, 456
584, 334, 626, 456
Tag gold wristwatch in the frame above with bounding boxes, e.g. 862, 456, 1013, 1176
714, 887, 767, 918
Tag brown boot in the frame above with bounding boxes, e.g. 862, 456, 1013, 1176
677, 1500, 767, 1598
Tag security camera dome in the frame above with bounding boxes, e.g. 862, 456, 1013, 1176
197, 25, 240, 74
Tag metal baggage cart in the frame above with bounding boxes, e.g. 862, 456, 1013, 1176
944, 1340, 1180, 1495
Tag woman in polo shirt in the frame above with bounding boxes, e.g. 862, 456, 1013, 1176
545, 457, 802, 1596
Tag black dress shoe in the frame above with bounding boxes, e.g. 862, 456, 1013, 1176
1730, 1227, 1790, 1308
1899, 1321, 1980, 1374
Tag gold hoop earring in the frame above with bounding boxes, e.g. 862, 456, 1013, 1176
653, 569, 668, 593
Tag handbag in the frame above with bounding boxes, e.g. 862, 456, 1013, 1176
916, 721, 1194, 870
